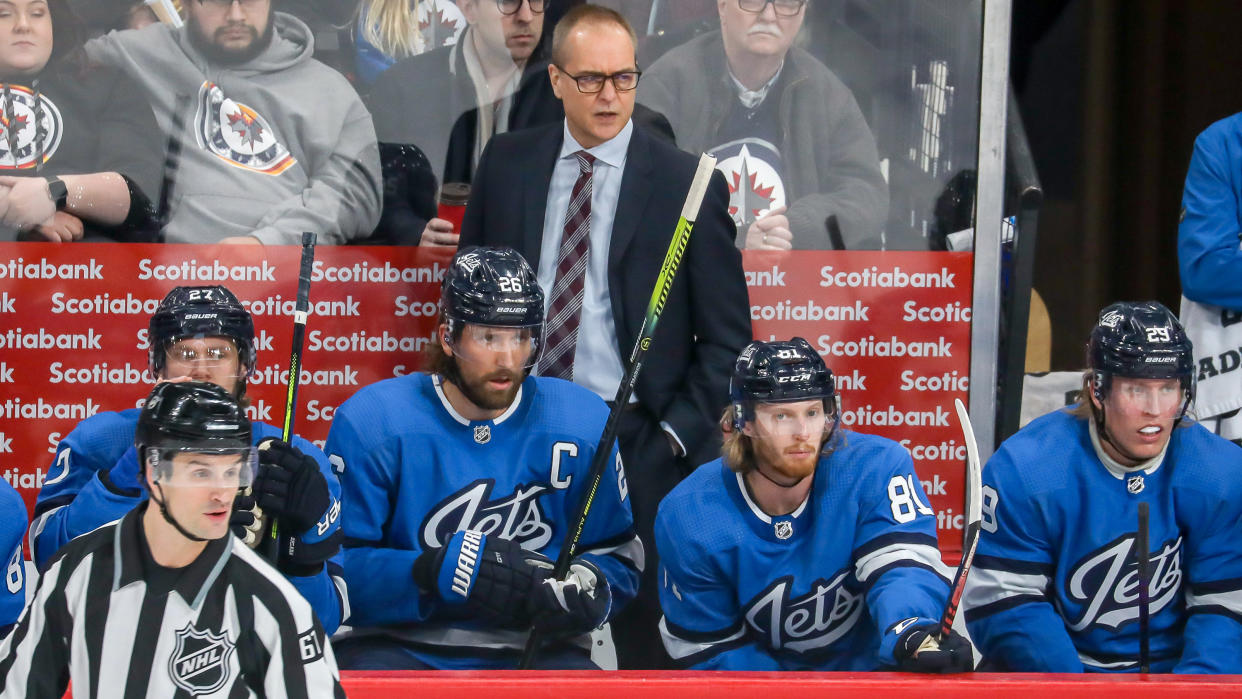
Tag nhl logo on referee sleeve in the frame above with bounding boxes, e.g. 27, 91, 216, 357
774, 520, 793, 540
1127, 475, 1145, 494
169, 623, 235, 695
474, 425, 491, 444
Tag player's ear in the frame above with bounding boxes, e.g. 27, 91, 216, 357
439, 323, 454, 357
549, 64, 563, 100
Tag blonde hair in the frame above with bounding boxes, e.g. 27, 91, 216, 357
360, 0, 425, 61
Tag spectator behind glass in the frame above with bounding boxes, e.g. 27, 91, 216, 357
639, 0, 888, 250
0, 0, 162, 242
84, 0, 381, 245
365, 0, 559, 246
354, 0, 466, 85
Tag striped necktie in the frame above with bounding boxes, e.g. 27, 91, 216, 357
538, 150, 596, 380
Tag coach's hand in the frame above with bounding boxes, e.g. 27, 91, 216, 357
253, 438, 331, 534
413, 530, 549, 626
529, 557, 611, 637
895, 624, 974, 673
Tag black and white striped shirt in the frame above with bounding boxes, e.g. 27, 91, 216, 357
0, 504, 344, 698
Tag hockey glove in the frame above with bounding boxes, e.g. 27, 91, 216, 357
528, 558, 612, 637
895, 624, 975, 673
253, 438, 331, 534
230, 489, 265, 548
413, 530, 550, 627
275, 529, 343, 577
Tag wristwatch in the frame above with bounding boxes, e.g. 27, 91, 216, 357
45, 176, 67, 211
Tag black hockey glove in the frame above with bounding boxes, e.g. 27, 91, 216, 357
412, 530, 550, 627
528, 557, 612, 637
275, 529, 343, 577
253, 438, 331, 534
895, 624, 975, 673
230, 489, 265, 547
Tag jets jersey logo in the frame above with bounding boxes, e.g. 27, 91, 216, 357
744, 569, 864, 654
169, 623, 235, 696
1066, 533, 1182, 632
473, 425, 491, 444
417, 0, 466, 48
194, 81, 296, 175
421, 478, 552, 550
0, 85, 62, 169
711, 140, 786, 227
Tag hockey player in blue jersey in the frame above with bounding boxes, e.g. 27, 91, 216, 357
327, 246, 642, 670
964, 301, 1242, 673
0, 480, 26, 639
30, 285, 347, 633
655, 338, 974, 671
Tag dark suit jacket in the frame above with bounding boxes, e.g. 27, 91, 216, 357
459, 121, 751, 465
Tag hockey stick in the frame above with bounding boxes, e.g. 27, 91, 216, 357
1137, 501, 1150, 673
518, 153, 718, 669
939, 398, 983, 640
258, 232, 317, 556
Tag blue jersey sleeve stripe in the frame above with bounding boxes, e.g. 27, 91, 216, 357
852, 531, 939, 560
32, 494, 74, 519
963, 593, 1047, 622
1186, 603, 1242, 624
662, 615, 746, 643
660, 616, 749, 667
1190, 577, 1242, 595
859, 560, 949, 592
974, 553, 1054, 576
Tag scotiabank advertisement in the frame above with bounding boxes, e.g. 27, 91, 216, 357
0, 243, 972, 554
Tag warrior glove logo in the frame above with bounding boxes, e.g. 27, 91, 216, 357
744, 569, 864, 654
169, 623, 236, 696
1066, 533, 1182, 631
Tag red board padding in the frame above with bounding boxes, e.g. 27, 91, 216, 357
338, 671, 1242, 697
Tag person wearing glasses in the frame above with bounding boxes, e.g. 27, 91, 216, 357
80, 0, 381, 245
365, 0, 560, 247
639, 0, 889, 250
459, 4, 750, 669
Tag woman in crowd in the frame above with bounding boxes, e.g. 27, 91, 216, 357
0, 0, 161, 242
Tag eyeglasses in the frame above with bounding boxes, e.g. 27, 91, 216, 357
554, 66, 642, 94
737, 0, 807, 17
199, 0, 267, 8
497, 0, 546, 15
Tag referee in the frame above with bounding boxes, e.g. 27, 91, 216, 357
0, 382, 344, 698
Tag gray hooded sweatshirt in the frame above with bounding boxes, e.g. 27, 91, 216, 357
86, 13, 381, 245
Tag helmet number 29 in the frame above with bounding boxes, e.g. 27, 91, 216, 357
1146, 327, 1170, 343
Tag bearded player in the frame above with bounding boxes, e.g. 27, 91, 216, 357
655, 338, 974, 671
327, 246, 641, 669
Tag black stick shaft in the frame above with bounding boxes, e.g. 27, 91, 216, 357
265, 233, 316, 552
1137, 501, 1150, 674
518, 154, 717, 669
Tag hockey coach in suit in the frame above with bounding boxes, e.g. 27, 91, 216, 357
459, 3, 751, 669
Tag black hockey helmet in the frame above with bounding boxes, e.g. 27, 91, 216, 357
135, 381, 252, 456
148, 286, 256, 377
730, 338, 836, 430
1087, 301, 1194, 401
441, 246, 544, 331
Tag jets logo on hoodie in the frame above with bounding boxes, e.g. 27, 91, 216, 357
0, 84, 62, 169
194, 81, 295, 175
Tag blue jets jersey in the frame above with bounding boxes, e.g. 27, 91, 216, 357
0, 480, 27, 638
327, 373, 641, 669
655, 431, 951, 670
30, 408, 347, 634
963, 409, 1242, 673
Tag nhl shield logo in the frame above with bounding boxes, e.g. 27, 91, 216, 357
773, 520, 793, 540
1127, 475, 1145, 494
169, 623, 235, 696
473, 425, 491, 444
